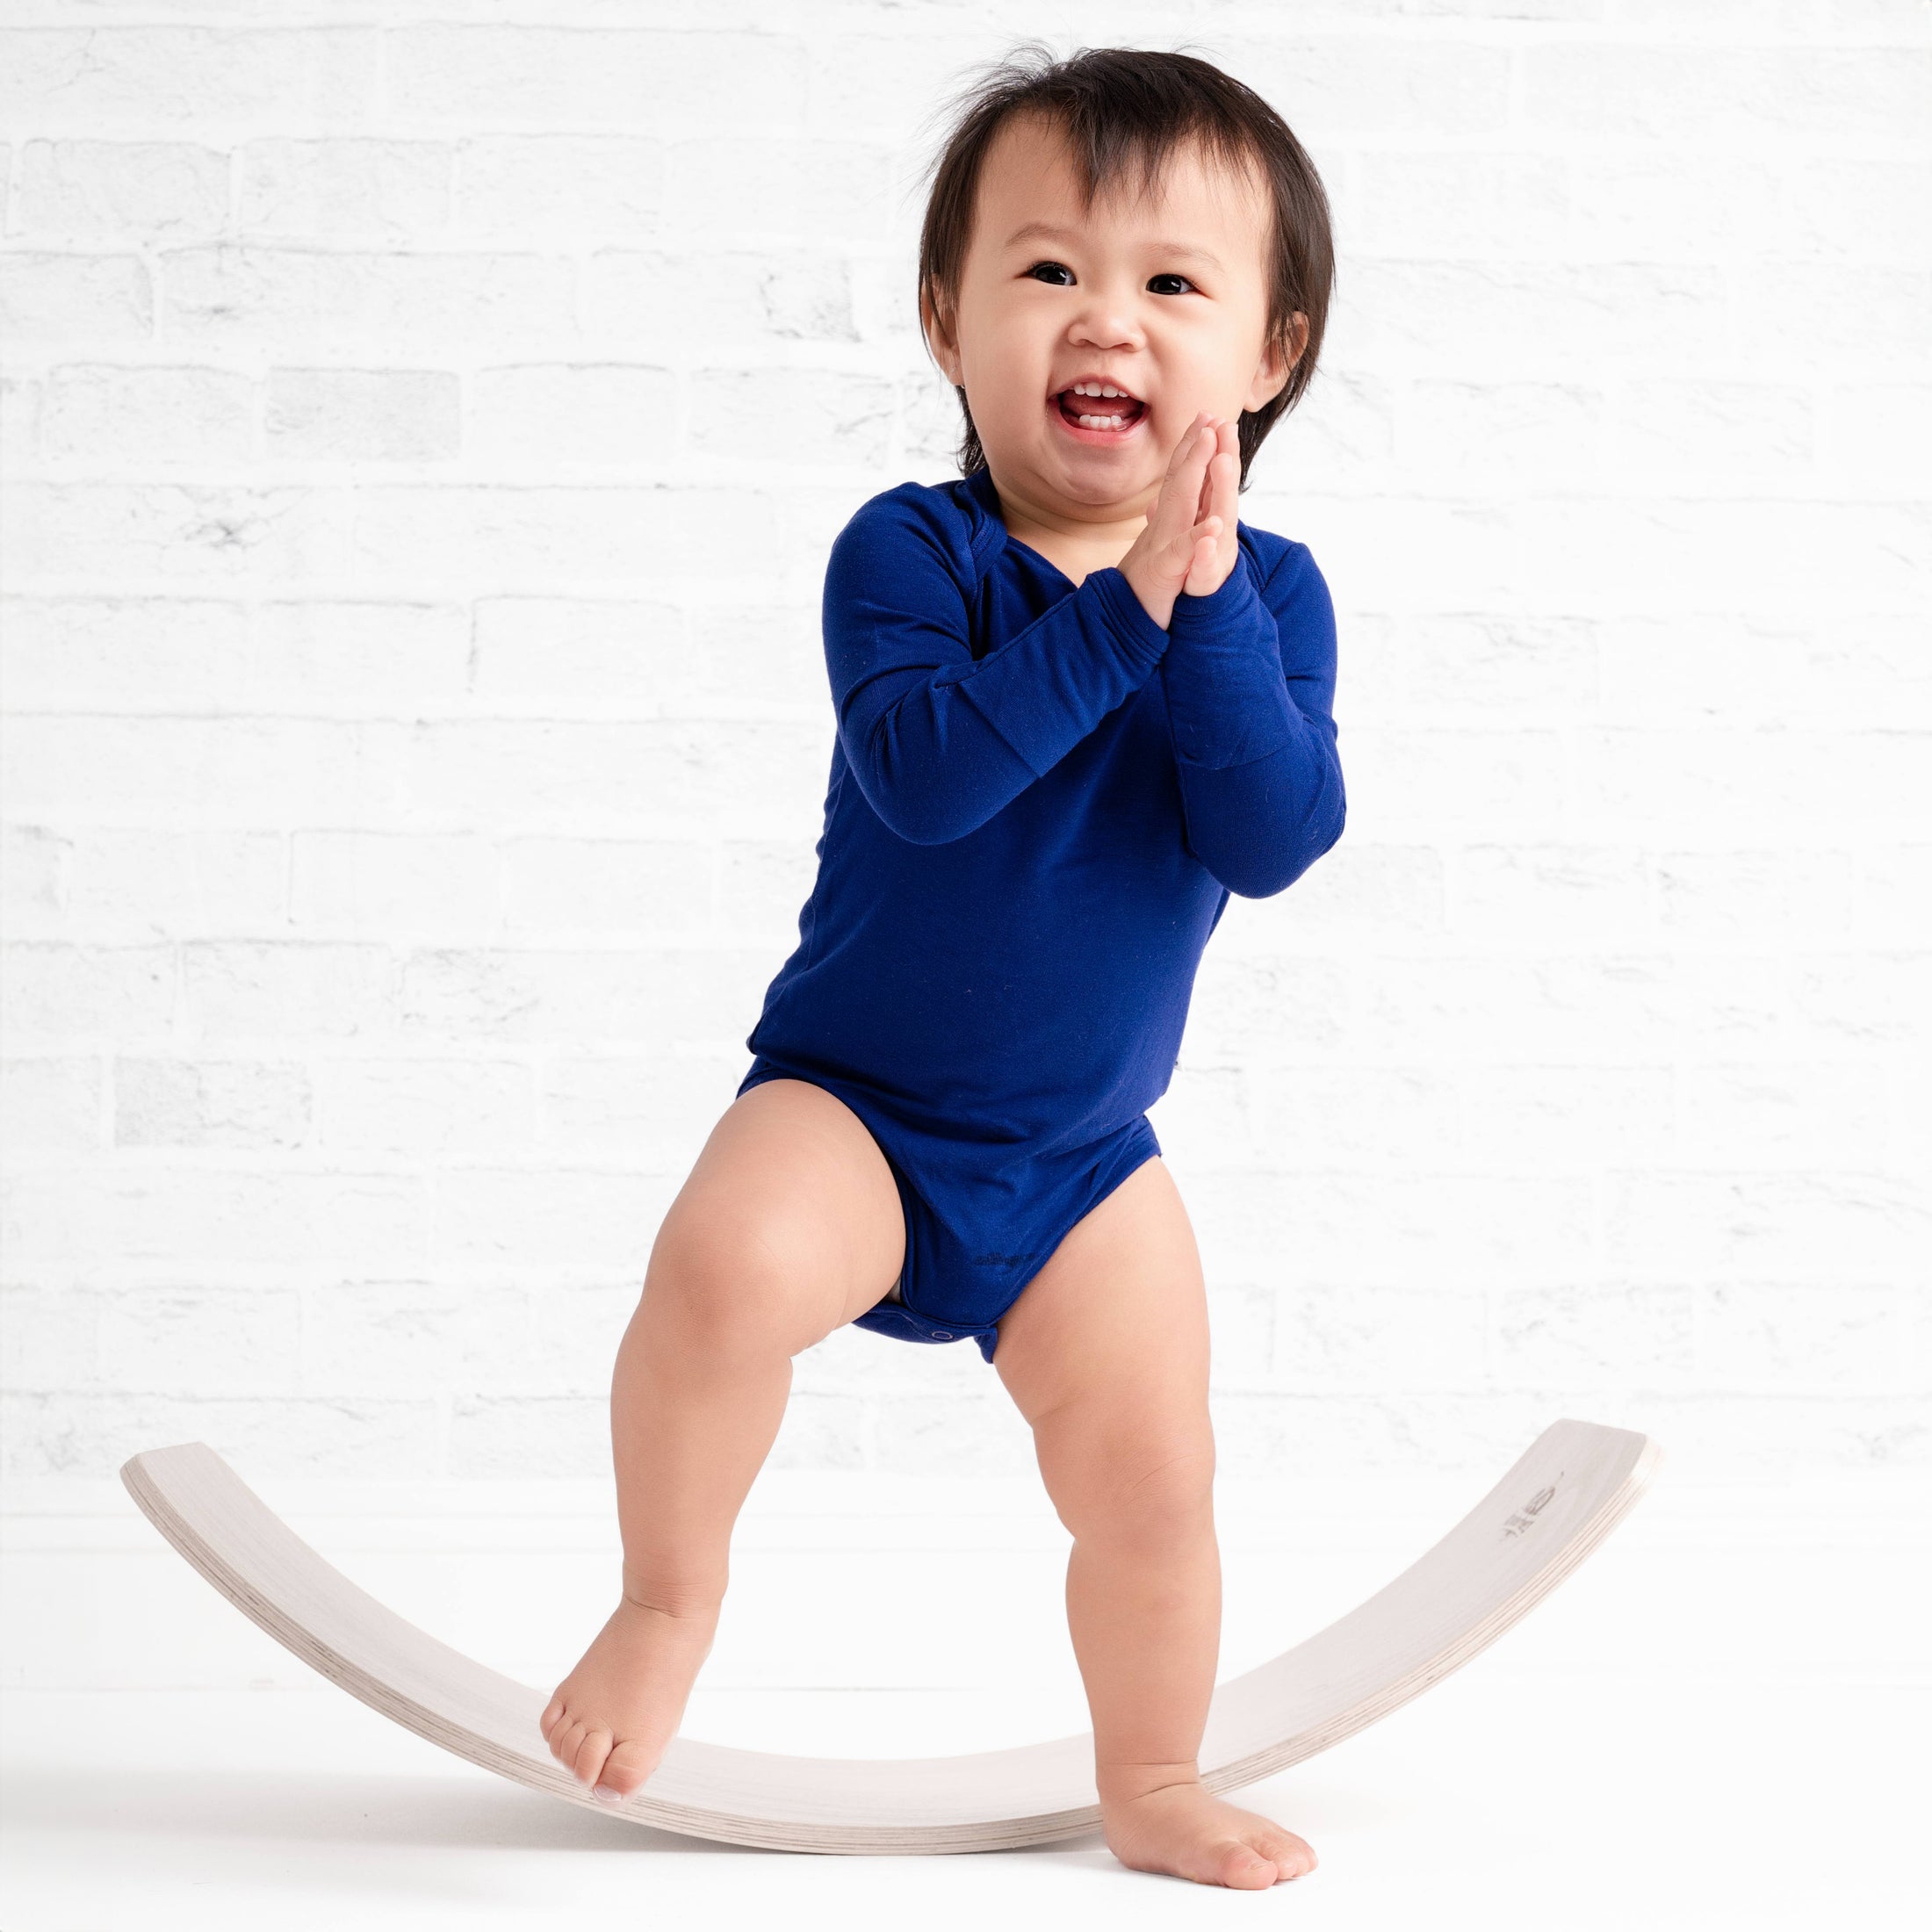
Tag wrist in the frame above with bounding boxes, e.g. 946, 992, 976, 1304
1169, 550, 1257, 634
1086, 565, 1174, 664
1117, 557, 1178, 633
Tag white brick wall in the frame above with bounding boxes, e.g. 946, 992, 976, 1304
3, 2, 1927, 1489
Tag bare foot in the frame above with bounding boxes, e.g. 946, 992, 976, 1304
539, 1595, 718, 1800
1100, 1777, 1317, 1889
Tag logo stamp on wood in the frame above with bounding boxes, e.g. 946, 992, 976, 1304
1502, 1476, 1562, 1539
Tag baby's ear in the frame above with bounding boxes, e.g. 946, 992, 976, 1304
921, 280, 962, 373
1246, 322, 1301, 412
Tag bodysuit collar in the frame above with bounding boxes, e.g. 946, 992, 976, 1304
959, 464, 1008, 576
958, 459, 1255, 591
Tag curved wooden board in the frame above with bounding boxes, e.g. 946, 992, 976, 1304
119, 1417, 1661, 1854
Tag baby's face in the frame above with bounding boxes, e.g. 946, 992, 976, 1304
927, 113, 1293, 526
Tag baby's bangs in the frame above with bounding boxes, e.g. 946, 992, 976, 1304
1025, 101, 1270, 220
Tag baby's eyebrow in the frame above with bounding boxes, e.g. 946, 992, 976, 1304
1002, 219, 1224, 272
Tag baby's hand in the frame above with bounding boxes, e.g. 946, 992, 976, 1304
1118, 410, 1225, 631
1181, 418, 1241, 600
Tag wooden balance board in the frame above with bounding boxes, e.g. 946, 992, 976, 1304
120, 1416, 1660, 1855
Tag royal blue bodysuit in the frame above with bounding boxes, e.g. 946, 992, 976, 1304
737, 460, 1346, 1362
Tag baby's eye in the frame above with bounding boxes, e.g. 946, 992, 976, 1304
1025, 261, 1199, 296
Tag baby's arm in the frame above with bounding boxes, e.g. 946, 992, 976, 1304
825, 500, 1170, 845
1159, 542, 1347, 898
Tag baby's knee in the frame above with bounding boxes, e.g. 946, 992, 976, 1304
642, 1211, 827, 1358
1040, 1411, 1217, 1543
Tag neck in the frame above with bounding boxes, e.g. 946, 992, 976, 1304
988, 471, 1150, 576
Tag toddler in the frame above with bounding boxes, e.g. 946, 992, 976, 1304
541, 43, 1344, 1891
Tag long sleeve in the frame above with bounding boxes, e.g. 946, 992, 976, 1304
1158, 538, 1346, 898
824, 494, 1171, 845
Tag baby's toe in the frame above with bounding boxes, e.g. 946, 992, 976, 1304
595, 1740, 660, 1799
570, 1725, 615, 1786
1257, 1832, 1315, 1879
1216, 1842, 1278, 1889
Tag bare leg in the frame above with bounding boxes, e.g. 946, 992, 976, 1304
992, 1157, 1317, 1888
540, 1078, 905, 1799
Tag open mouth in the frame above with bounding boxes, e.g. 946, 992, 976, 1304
1051, 384, 1147, 441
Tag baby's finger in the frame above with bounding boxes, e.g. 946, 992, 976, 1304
1183, 527, 1218, 595
1163, 418, 1216, 528
1192, 416, 1236, 523
1165, 410, 1210, 479
1146, 443, 1206, 559
1172, 512, 1221, 570
1186, 423, 1229, 550
1209, 428, 1239, 529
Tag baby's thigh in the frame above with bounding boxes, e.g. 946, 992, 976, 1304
646, 1078, 907, 1356
992, 1158, 1214, 1521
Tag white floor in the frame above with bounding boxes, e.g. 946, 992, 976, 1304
4, 1460, 1928, 1930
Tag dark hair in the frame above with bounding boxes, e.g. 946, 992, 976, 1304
914, 40, 1336, 491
